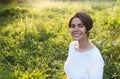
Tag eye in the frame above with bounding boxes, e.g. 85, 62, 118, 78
70, 24, 75, 28
78, 24, 84, 28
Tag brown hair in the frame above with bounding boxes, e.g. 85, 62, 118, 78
68, 11, 93, 32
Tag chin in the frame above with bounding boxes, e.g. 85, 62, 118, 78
72, 35, 81, 39
72, 36, 81, 40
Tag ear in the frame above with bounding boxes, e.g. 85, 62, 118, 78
86, 31, 90, 37
86, 30, 90, 33
88, 31, 90, 33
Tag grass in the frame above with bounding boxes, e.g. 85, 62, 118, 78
0, 0, 120, 79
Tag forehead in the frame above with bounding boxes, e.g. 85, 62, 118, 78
71, 17, 83, 24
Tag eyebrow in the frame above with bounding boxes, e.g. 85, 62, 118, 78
78, 24, 84, 25
71, 23, 84, 25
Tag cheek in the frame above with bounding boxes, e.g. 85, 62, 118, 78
70, 29, 73, 33
81, 28, 87, 33
69, 29, 74, 36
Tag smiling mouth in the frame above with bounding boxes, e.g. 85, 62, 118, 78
73, 33, 81, 37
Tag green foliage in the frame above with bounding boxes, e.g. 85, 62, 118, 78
0, 0, 16, 4
0, 1, 120, 79
0, 7, 30, 17
0, 0, 28, 4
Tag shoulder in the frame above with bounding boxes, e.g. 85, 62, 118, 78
69, 41, 75, 45
68, 41, 76, 54
90, 46, 104, 65
92, 47, 102, 57
69, 41, 75, 48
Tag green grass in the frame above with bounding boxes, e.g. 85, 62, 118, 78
0, 1, 120, 79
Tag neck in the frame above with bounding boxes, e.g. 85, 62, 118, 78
75, 39, 93, 52
79, 38, 89, 48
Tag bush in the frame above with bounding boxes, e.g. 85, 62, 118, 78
0, 0, 28, 4
0, 7, 30, 17
0, 0, 17, 4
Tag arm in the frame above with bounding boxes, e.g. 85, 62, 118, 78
88, 55, 104, 79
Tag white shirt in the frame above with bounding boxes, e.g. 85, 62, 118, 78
64, 41, 104, 79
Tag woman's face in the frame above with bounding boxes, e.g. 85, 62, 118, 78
70, 17, 88, 41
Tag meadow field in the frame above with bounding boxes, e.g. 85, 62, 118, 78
0, 0, 120, 79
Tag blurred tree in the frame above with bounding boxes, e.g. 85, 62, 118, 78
0, 0, 28, 4
0, 0, 16, 4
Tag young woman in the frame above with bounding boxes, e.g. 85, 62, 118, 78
64, 11, 104, 79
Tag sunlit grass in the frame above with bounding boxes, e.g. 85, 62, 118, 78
0, 0, 120, 79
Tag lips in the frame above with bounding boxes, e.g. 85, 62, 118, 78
72, 33, 81, 38
74, 33, 80, 36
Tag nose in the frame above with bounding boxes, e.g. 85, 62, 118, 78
74, 26, 79, 31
